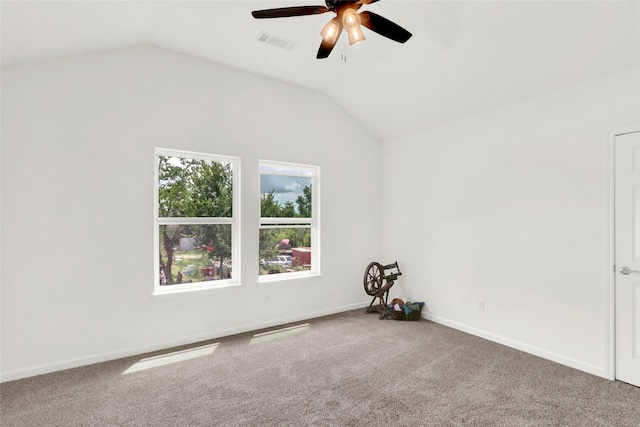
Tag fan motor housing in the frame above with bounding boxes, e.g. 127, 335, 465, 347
326, 0, 362, 13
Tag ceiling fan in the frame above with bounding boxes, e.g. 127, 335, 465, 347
251, 0, 412, 59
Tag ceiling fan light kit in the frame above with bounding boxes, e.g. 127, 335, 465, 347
251, 0, 411, 58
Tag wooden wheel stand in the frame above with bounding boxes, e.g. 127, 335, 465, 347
363, 261, 402, 319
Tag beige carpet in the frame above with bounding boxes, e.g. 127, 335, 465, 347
1, 309, 639, 426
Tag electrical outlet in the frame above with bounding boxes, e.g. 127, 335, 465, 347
478, 300, 485, 311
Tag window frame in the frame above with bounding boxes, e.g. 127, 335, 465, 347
258, 160, 320, 282
154, 148, 241, 295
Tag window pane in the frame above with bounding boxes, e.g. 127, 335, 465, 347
259, 227, 311, 275
158, 156, 233, 218
260, 175, 311, 218
159, 224, 232, 286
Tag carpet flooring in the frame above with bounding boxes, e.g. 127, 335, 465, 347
1, 309, 639, 426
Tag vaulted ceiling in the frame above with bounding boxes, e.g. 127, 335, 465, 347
2, 0, 638, 142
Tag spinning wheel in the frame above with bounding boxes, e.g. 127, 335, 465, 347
364, 261, 401, 319
363, 262, 383, 296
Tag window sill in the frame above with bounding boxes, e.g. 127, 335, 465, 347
258, 272, 322, 285
152, 281, 243, 297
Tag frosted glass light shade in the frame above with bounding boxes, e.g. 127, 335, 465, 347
342, 9, 364, 45
348, 27, 365, 45
342, 8, 360, 30
320, 17, 340, 44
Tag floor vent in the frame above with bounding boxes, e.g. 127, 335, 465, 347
257, 32, 296, 51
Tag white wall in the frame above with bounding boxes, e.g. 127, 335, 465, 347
0, 46, 383, 381
383, 67, 640, 377
4, 46, 637, 383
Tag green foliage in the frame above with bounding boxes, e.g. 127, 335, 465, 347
281, 201, 296, 218
260, 190, 282, 218
259, 229, 282, 262
189, 224, 231, 261
295, 185, 312, 218
158, 156, 233, 218
258, 184, 313, 270
260, 185, 311, 218
170, 250, 208, 281
158, 155, 234, 285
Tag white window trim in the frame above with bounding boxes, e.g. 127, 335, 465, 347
154, 148, 241, 295
259, 160, 320, 283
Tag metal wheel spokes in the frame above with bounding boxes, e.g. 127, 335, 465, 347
363, 262, 383, 296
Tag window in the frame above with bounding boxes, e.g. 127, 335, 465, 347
155, 149, 239, 293
259, 161, 320, 279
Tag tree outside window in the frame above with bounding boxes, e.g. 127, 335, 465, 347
156, 150, 239, 292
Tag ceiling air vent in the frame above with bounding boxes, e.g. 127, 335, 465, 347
257, 32, 296, 51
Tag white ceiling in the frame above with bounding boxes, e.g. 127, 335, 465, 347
2, 0, 639, 141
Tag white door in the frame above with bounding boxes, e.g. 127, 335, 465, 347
615, 131, 640, 387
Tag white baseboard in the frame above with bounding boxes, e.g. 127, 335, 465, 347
422, 312, 607, 379
0, 302, 369, 383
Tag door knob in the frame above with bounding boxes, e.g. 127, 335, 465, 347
619, 266, 640, 275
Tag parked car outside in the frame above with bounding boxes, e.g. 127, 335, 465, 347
260, 255, 292, 267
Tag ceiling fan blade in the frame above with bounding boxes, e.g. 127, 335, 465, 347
317, 39, 338, 59
252, 6, 330, 19
359, 11, 412, 43
357, 0, 380, 4
317, 20, 343, 59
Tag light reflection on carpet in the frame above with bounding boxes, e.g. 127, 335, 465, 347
122, 343, 219, 375
249, 323, 310, 344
